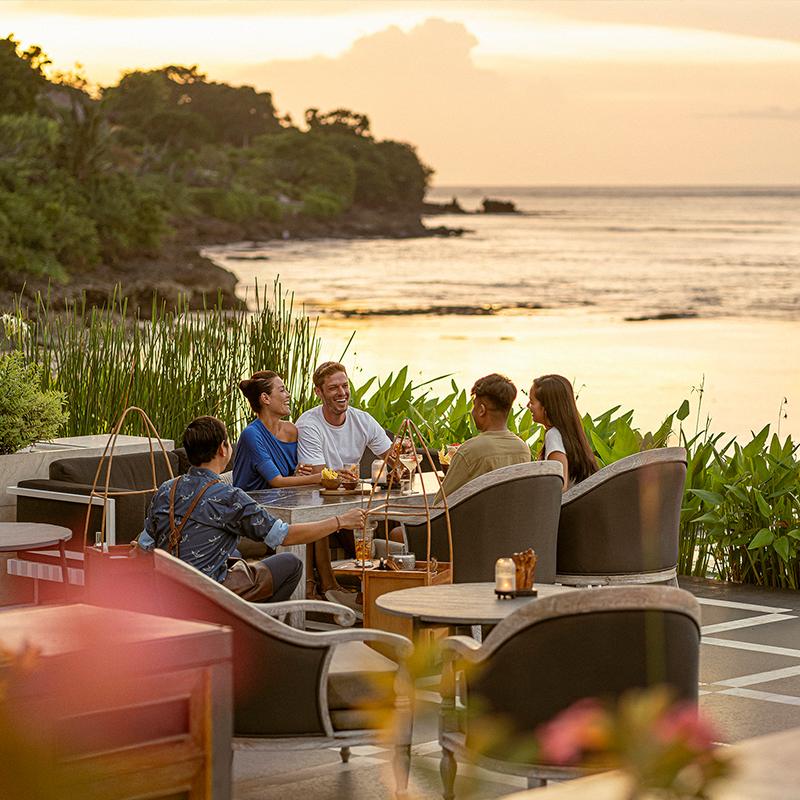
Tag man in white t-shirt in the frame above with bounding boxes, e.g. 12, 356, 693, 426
296, 362, 393, 474
296, 362, 393, 614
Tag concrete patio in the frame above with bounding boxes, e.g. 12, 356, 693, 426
231, 576, 800, 800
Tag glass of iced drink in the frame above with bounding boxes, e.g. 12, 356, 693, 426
354, 518, 376, 567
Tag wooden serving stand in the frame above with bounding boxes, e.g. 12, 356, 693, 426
335, 558, 451, 639
350, 419, 453, 640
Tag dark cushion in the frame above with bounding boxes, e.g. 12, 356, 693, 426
49, 450, 182, 491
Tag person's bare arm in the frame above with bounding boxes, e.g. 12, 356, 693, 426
282, 507, 366, 545
547, 451, 569, 493
268, 471, 322, 488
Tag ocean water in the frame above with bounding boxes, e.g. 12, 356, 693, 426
206, 186, 800, 320
204, 187, 800, 440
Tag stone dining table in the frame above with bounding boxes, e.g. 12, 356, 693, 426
248, 484, 434, 610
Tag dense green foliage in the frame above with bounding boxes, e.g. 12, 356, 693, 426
346, 368, 799, 589
0, 349, 67, 454
0, 38, 432, 286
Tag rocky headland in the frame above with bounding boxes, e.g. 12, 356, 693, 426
1, 206, 465, 318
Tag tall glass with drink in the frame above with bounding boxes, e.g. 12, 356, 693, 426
354, 518, 377, 567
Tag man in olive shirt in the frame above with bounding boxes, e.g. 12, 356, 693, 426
434, 374, 531, 504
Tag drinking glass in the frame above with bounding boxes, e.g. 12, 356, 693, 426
354, 519, 376, 567
398, 440, 418, 495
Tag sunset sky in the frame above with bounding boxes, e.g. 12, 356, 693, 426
4, 1, 800, 186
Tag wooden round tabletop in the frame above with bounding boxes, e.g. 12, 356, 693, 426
0, 522, 73, 552
376, 582, 574, 626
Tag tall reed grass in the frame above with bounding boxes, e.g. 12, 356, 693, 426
2, 282, 320, 442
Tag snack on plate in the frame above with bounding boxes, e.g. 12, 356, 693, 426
439, 448, 452, 466
320, 467, 342, 490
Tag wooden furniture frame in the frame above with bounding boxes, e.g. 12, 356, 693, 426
0, 603, 233, 800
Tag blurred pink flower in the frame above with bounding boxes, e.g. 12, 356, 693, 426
655, 702, 719, 753
537, 698, 609, 764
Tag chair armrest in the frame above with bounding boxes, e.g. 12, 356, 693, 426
257, 599, 357, 627
441, 635, 483, 663
321, 627, 415, 661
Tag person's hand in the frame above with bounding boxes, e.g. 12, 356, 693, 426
338, 467, 358, 483
295, 462, 314, 476
338, 507, 366, 530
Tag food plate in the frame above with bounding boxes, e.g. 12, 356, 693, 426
319, 486, 371, 496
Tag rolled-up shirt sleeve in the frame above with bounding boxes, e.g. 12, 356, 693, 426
232, 488, 290, 548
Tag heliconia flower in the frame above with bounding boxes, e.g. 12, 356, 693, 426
654, 703, 719, 752
537, 698, 610, 764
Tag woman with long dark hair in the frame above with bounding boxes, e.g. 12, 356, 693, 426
527, 374, 598, 491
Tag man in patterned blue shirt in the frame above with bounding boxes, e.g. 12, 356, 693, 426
138, 416, 365, 602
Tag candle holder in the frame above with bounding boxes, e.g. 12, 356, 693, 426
495, 558, 516, 599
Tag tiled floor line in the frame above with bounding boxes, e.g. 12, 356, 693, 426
701, 613, 798, 635
716, 687, 800, 706
695, 597, 794, 614
716, 664, 800, 688
701, 637, 800, 659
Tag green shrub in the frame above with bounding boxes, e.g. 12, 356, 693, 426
258, 195, 283, 222
302, 187, 344, 218
0, 351, 67, 454
190, 187, 259, 223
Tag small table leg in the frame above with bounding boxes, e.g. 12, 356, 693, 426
58, 540, 70, 602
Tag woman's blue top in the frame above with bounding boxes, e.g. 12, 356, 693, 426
233, 418, 298, 492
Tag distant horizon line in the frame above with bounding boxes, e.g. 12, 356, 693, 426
428, 183, 800, 190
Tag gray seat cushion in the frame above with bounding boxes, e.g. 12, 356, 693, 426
327, 641, 398, 731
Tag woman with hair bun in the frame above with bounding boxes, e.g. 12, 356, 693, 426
526, 374, 599, 492
232, 371, 321, 491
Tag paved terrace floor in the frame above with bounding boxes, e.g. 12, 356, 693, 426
232, 577, 800, 800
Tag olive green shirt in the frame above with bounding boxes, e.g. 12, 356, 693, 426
434, 429, 532, 504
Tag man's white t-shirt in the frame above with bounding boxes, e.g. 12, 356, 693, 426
296, 406, 392, 469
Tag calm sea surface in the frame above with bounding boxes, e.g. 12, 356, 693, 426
204, 187, 800, 440
206, 186, 800, 320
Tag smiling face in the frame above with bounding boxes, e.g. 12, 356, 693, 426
527, 384, 550, 427
315, 370, 351, 420
263, 376, 291, 416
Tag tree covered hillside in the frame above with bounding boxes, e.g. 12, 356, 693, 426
0, 35, 433, 288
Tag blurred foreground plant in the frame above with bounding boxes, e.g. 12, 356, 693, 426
536, 688, 732, 800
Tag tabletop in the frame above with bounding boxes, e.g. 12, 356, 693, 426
0, 522, 72, 552
376, 582, 575, 627
249, 482, 433, 523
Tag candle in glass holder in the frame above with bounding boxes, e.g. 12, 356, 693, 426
495, 558, 516, 598
372, 459, 387, 486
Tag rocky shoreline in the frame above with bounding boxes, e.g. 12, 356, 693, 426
1, 206, 465, 318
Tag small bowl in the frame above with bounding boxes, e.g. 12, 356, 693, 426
321, 476, 342, 490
